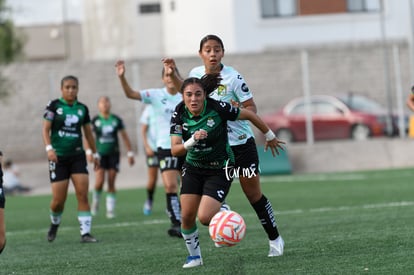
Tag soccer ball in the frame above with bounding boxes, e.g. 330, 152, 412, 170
209, 210, 246, 247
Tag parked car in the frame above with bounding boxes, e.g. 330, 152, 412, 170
260, 94, 404, 142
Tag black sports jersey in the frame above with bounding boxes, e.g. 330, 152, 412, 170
43, 98, 91, 156
170, 98, 240, 169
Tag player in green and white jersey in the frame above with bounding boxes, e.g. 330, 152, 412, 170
140, 105, 159, 216
42, 75, 100, 243
115, 60, 183, 238
87, 96, 135, 219
170, 74, 284, 268
163, 34, 285, 257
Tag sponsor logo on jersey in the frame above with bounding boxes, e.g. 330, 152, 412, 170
241, 83, 249, 93
57, 108, 63, 115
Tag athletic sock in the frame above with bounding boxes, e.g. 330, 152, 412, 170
50, 210, 62, 225
252, 195, 280, 240
147, 189, 155, 201
166, 193, 181, 225
78, 211, 92, 236
106, 193, 116, 214
181, 226, 201, 257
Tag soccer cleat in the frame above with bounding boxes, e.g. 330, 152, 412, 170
143, 199, 152, 216
182, 255, 203, 268
106, 211, 115, 219
214, 242, 224, 248
220, 202, 231, 211
167, 225, 182, 238
81, 233, 98, 243
268, 236, 284, 257
47, 224, 59, 242
91, 200, 99, 216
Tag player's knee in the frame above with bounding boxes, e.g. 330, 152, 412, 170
198, 213, 212, 226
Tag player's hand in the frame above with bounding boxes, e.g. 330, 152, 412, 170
115, 60, 126, 77
47, 150, 58, 163
161, 58, 176, 76
128, 156, 135, 166
194, 129, 208, 141
264, 138, 285, 157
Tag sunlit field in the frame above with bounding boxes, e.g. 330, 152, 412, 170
2, 168, 414, 274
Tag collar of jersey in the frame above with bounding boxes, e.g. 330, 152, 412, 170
185, 100, 207, 118
59, 97, 78, 106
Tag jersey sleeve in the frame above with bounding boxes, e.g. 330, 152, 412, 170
212, 99, 240, 121
82, 105, 91, 125
43, 100, 57, 121
170, 103, 184, 136
231, 71, 253, 103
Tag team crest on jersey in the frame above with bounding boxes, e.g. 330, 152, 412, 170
216, 84, 227, 96
206, 117, 215, 127
77, 109, 83, 116
95, 120, 101, 127
57, 108, 63, 115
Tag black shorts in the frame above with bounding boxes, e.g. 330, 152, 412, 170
180, 164, 232, 203
49, 153, 88, 182
157, 148, 184, 173
231, 137, 260, 176
146, 154, 159, 168
100, 153, 120, 171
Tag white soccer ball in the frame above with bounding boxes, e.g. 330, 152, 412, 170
209, 210, 246, 247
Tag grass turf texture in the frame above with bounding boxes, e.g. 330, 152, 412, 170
2, 168, 414, 274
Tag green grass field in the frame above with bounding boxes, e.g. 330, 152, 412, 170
2, 168, 414, 274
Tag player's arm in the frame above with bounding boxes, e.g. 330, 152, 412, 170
83, 123, 100, 170
162, 58, 184, 93
115, 60, 142, 101
240, 98, 257, 113
120, 129, 135, 166
42, 119, 57, 162
82, 138, 94, 163
238, 109, 285, 156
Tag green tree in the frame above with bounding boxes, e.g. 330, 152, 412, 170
0, 0, 24, 99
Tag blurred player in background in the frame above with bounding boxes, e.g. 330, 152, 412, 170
86, 96, 135, 219
140, 105, 159, 216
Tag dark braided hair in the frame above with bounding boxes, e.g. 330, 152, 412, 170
180, 73, 222, 96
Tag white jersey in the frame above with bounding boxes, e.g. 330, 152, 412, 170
139, 105, 157, 151
189, 64, 255, 146
139, 87, 182, 149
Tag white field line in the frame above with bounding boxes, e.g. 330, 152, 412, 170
6, 201, 414, 237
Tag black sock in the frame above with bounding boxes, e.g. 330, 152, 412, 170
166, 193, 181, 226
147, 189, 155, 201
252, 195, 280, 240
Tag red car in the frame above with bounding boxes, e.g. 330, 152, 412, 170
261, 94, 392, 142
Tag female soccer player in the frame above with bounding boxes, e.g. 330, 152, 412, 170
87, 96, 135, 219
0, 151, 6, 254
115, 60, 183, 237
42, 75, 99, 243
171, 74, 284, 268
140, 105, 159, 216
163, 34, 285, 257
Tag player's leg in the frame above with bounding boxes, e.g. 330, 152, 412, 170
143, 155, 159, 215
48, 178, 69, 242
0, 209, 5, 254
158, 149, 183, 237
71, 154, 97, 243
91, 168, 104, 216
105, 168, 117, 218
234, 138, 284, 256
